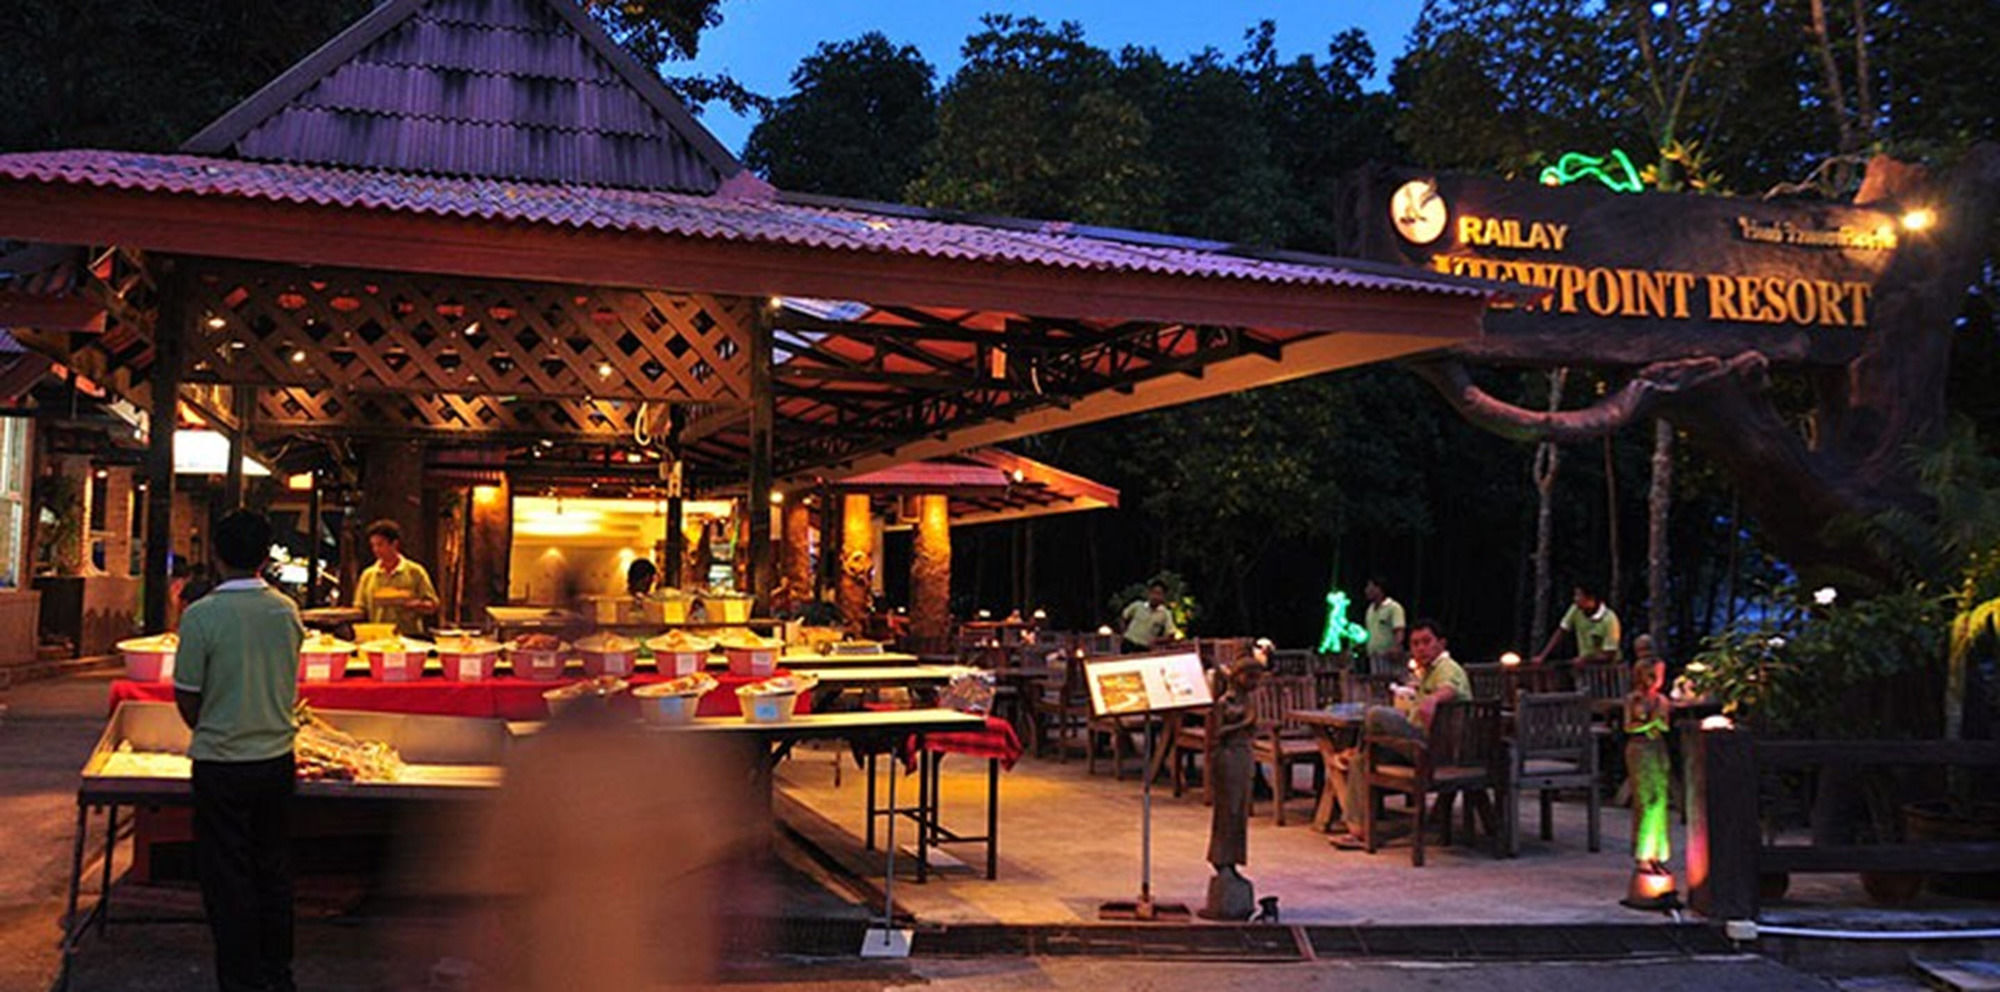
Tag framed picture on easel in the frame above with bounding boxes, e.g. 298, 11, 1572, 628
1084, 652, 1211, 716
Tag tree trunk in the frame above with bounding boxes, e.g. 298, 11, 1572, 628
1531, 369, 1568, 641
1647, 419, 1673, 655
1604, 433, 1621, 614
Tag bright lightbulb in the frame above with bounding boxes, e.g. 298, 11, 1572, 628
1900, 207, 1936, 232
1500, 651, 1522, 667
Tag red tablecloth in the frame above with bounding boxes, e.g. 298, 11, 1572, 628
110, 670, 810, 721
904, 714, 1024, 771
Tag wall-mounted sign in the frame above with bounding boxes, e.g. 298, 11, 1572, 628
1345, 167, 1901, 353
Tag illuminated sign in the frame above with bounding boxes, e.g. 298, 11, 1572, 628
1537, 149, 1644, 193
1347, 166, 1898, 342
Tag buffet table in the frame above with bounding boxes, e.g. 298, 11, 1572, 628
109, 670, 811, 722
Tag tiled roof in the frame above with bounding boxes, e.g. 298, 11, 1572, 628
0, 150, 1497, 298
182, 0, 740, 192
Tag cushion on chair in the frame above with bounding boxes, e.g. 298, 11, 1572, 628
1522, 758, 1584, 776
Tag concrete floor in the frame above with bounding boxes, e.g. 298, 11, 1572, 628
778, 740, 1686, 926
0, 672, 1978, 990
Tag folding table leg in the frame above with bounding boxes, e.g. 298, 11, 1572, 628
98, 804, 118, 935
61, 802, 88, 992
865, 752, 878, 852
915, 743, 931, 884
986, 757, 1000, 880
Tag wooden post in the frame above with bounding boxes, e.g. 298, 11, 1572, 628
305, 473, 322, 606
1686, 726, 1759, 918
143, 261, 186, 633
816, 483, 839, 600
358, 439, 427, 573
464, 477, 510, 622
221, 386, 255, 510
911, 493, 951, 645
664, 405, 686, 590
780, 496, 812, 615
746, 307, 774, 610
837, 493, 875, 630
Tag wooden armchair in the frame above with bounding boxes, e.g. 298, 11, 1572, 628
1503, 692, 1602, 857
1249, 675, 1321, 826
1463, 663, 1505, 703
1574, 663, 1630, 722
1339, 669, 1397, 707
1029, 650, 1090, 761
1360, 700, 1504, 866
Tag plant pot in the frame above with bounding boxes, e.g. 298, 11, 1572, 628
1860, 869, 1924, 906
1904, 799, 2000, 901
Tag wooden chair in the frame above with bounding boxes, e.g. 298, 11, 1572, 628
1086, 698, 1148, 779
1080, 632, 1121, 656
1574, 663, 1630, 722
1249, 675, 1321, 825
1463, 663, 1505, 703
1503, 692, 1602, 857
1168, 704, 1214, 801
1266, 648, 1314, 677
1339, 669, 1397, 706
1360, 699, 1504, 866
1029, 650, 1091, 761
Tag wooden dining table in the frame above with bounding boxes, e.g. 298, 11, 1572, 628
1287, 702, 1371, 832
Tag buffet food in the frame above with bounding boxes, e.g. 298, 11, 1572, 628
542, 674, 630, 717
575, 631, 640, 678
298, 632, 355, 683
435, 632, 502, 682
701, 593, 754, 623
736, 673, 817, 724
508, 632, 568, 681
294, 702, 405, 782
645, 631, 715, 677
718, 631, 780, 677
116, 633, 180, 682
359, 636, 433, 682
631, 672, 718, 725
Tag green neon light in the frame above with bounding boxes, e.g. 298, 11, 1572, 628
1538, 149, 1645, 193
1629, 733, 1673, 865
1318, 588, 1369, 655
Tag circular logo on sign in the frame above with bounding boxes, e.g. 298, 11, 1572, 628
1390, 179, 1448, 245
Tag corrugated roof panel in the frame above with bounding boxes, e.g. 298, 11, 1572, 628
298, 63, 661, 135
0, 150, 1499, 299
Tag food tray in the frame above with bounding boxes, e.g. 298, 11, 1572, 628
298, 649, 350, 683
510, 647, 566, 682
82, 701, 507, 802
724, 646, 778, 677
116, 637, 179, 683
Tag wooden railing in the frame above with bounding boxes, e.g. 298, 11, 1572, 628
1686, 730, 2000, 917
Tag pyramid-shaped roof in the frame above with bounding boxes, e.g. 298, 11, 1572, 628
182, 0, 742, 192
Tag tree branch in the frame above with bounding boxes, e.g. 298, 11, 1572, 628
1408, 353, 1769, 445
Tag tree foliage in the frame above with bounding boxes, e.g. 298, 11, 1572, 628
743, 33, 937, 200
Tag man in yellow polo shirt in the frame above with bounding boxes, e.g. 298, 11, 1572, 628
173, 509, 306, 992
1534, 583, 1623, 666
1332, 618, 1470, 847
355, 519, 437, 637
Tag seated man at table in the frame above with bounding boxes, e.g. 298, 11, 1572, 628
1331, 618, 1469, 847
355, 519, 438, 637
1533, 583, 1622, 667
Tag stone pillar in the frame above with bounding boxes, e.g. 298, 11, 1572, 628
836, 493, 875, 630
911, 493, 951, 645
780, 496, 812, 615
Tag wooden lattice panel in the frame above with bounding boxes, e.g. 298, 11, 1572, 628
184, 261, 752, 404
254, 386, 653, 442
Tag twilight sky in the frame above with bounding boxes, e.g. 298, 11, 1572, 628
677, 0, 1429, 156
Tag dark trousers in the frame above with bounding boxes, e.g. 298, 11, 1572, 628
192, 754, 295, 992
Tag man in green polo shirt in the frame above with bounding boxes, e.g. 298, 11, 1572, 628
354, 518, 437, 637
1332, 618, 1469, 846
1362, 577, 1407, 673
173, 509, 306, 992
1534, 583, 1623, 666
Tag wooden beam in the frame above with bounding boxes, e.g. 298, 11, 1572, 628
0, 181, 1491, 337
746, 303, 774, 610
143, 261, 185, 633
0, 290, 104, 332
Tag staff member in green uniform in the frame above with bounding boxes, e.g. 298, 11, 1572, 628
1534, 583, 1623, 666
354, 519, 438, 636
173, 510, 306, 992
